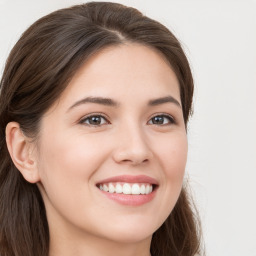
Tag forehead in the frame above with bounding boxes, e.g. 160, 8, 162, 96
55, 43, 180, 109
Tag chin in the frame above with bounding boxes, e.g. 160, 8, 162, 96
96, 218, 161, 244
104, 229, 153, 244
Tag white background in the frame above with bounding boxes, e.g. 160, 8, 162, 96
0, 1, 255, 255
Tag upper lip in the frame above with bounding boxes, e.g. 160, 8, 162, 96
96, 175, 158, 185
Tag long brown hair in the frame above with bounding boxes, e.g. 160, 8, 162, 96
0, 2, 202, 255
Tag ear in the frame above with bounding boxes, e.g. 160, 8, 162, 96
5, 122, 40, 183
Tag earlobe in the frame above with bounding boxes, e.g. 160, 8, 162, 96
5, 122, 40, 183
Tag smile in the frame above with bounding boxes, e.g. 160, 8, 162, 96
96, 175, 158, 206
98, 182, 154, 195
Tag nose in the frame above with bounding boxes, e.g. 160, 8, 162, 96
112, 124, 153, 166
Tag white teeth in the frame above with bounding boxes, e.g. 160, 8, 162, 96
145, 185, 150, 194
123, 183, 132, 194
109, 183, 115, 193
98, 182, 154, 195
115, 183, 122, 194
140, 184, 146, 194
103, 184, 109, 192
131, 184, 140, 195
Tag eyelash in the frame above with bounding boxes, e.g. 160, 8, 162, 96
148, 114, 175, 126
79, 113, 110, 127
79, 113, 175, 127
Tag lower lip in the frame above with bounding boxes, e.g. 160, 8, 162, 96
98, 188, 157, 206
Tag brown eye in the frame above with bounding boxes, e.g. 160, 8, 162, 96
80, 115, 108, 126
148, 115, 175, 125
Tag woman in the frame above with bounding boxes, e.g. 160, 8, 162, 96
0, 2, 202, 256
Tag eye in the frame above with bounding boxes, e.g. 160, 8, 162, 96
79, 114, 109, 126
148, 114, 175, 125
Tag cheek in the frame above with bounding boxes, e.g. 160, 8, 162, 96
152, 132, 187, 210
36, 129, 117, 214
154, 131, 188, 178
36, 132, 111, 224
167, 135, 187, 190
38, 131, 108, 181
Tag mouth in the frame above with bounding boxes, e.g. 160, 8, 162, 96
96, 182, 157, 195
96, 175, 158, 206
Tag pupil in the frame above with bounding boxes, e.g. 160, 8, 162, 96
153, 116, 163, 124
90, 116, 101, 125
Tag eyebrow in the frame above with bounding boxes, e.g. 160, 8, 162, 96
148, 96, 181, 107
68, 96, 119, 111
67, 95, 181, 112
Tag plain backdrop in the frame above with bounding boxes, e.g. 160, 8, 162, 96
0, 1, 256, 255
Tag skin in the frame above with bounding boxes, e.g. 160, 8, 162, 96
6, 43, 188, 256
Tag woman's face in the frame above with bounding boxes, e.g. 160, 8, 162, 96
36, 43, 187, 245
